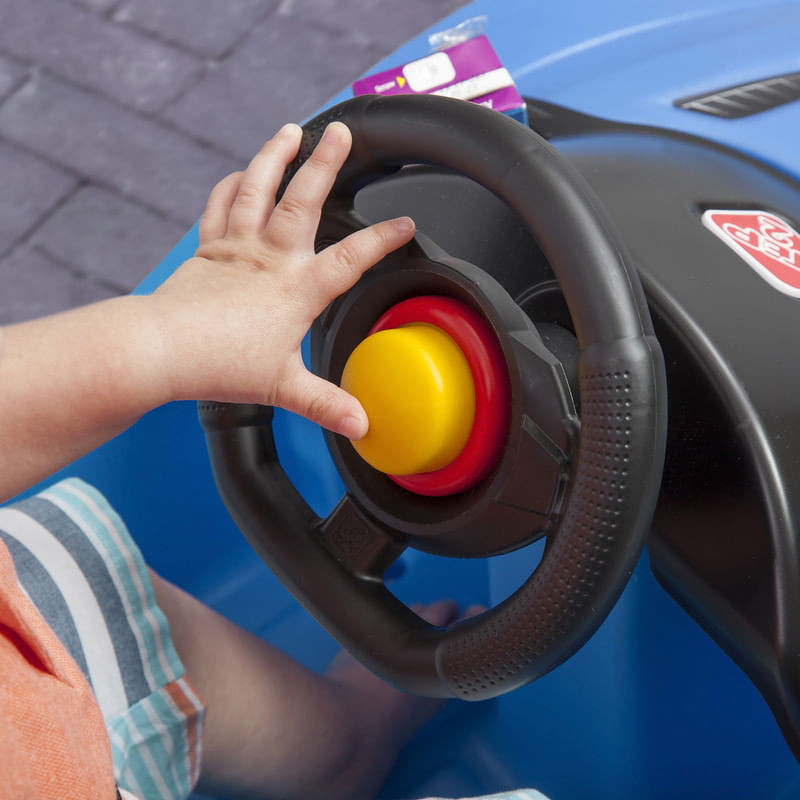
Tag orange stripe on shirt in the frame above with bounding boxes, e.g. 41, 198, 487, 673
0, 540, 118, 799
165, 676, 206, 787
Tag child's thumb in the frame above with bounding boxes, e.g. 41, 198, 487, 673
278, 368, 369, 441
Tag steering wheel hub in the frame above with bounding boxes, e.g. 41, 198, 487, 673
341, 320, 476, 477
342, 295, 511, 496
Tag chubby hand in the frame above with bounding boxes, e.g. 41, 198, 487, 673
152, 121, 415, 440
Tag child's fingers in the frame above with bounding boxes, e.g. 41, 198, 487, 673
307, 216, 416, 306
410, 600, 460, 627
461, 604, 487, 620
198, 171, 243, 246
276, 363, 369, 440
265, 122, 353, 253
226, 123, 303, 237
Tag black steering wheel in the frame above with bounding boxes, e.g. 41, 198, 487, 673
199, 94, 667, 699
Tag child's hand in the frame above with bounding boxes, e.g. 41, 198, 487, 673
152, 122, 415, 440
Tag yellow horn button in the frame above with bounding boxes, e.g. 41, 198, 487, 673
341, 324, 476, 476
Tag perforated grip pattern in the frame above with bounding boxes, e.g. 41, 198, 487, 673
278, 105, 348, 199
437, 336, 665, 698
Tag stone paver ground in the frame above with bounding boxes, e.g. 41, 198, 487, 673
0, 0, 466, 324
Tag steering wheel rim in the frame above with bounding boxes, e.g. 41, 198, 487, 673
200, 94, 667, 699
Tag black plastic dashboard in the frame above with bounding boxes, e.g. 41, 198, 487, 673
353, 99, 800, 758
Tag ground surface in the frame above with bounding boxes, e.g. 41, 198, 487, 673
0, 0, 466, 323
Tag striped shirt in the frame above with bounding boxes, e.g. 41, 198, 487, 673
0, 478, 204, 800
2, 477, 549, 800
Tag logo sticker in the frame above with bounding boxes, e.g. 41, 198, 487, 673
702, 209, 800, 297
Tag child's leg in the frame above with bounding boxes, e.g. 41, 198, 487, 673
2, 475, 485, 800
150, 570, 461, 800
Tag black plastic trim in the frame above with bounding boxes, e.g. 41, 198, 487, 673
675, 72, 800, 119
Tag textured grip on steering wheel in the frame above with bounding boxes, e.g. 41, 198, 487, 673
436, 335, 666, 697
278, 106, 348, 199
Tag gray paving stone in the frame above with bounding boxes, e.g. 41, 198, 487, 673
68, 0, 123, 12
0, 0, 449, 324
31, 185, 186, 292
113, 0, 279, 58
161, 14, 387, 161
0, 0, 203, 113
0, 56, 28, 103
0, 139, 78, 258
0, 244, 117, 325
276, 0, 469, 51
0, 74, 240, 226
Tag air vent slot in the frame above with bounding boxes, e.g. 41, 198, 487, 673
675, 72, 800, 119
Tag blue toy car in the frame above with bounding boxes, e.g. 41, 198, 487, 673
59, 1, 800, 797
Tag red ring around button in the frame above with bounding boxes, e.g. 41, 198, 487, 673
369, 296, 511, 496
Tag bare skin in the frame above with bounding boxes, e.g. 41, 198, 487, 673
0, 122, 484, 797
151, 571, 475, 800
0, 122, 414, 504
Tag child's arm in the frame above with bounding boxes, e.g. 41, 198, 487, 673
0, 122, 414, 503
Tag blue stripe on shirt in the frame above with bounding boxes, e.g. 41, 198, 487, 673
14, 494, 152, 706
0, 528, 92, 681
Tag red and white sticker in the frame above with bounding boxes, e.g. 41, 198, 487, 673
702, 209, 800, 297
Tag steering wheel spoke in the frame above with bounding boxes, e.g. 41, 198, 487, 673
489, 327, 576, 521
317, 494, 405, 580
314, 201, 370, 249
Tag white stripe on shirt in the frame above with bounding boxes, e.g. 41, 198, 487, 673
0, 506, 128, 719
